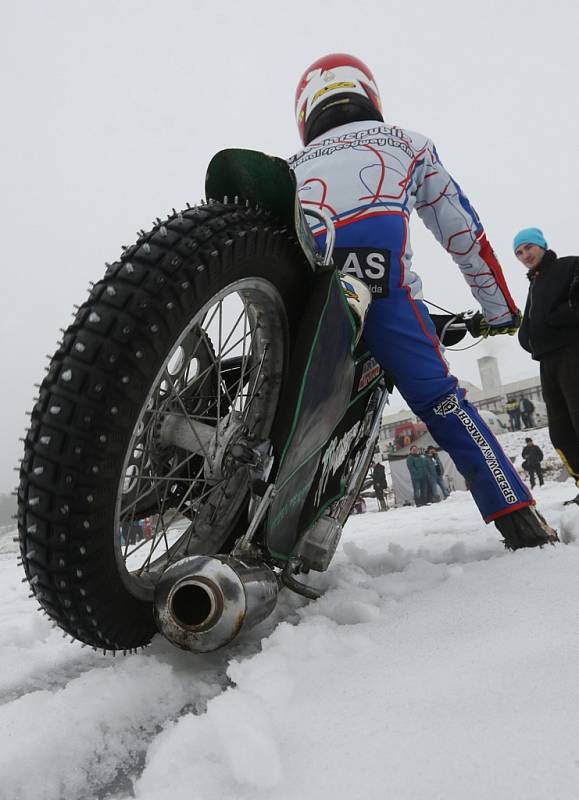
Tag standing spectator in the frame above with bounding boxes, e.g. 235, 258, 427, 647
372, 461, 388, 512
521, 437, 544, 488
506, 398, 521, 431
521, 397, 536, 429
426, 446, 450, 499
514, 227, 579, 504
424, 450, 442, 502
406, 446, 430, 507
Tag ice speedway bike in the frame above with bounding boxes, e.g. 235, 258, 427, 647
17, 150, 468, 654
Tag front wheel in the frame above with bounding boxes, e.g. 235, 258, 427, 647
18, 203, 309, 650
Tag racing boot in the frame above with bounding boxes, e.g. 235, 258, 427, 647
494, 506, 559, 551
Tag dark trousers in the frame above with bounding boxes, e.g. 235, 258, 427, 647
526, 464, 544, 487
508, 410, 521, 430
374, 486, 387, 511
411, 476, 429, 506
540, 345, 579, 483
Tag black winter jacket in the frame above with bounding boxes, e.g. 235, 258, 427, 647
372, 462, 387, 489
522, 443, 543, 467
518, 250, 579, 359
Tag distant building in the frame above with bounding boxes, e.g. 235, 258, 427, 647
477, 356, 502, 393
378, 357, 543, 452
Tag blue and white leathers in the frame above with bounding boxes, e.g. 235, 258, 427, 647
289, 120, 532, 521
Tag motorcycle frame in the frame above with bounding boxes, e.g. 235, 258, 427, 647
206, 149, 390, 577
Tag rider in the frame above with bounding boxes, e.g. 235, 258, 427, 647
289, 53, 557, 549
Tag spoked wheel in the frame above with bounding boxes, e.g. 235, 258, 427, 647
116, 278, 286, 601
18, 203, 308, 650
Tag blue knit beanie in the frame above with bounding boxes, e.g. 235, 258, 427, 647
512, 227, 547, 252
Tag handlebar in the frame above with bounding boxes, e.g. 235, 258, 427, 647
429, 312, 472, 347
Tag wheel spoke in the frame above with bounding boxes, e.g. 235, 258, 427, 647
120, 448, 201, 519
116, 279, 286, 592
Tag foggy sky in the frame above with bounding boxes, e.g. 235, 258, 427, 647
2, 0, 578, 491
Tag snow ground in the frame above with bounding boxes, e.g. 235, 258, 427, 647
2, 428, 579, 800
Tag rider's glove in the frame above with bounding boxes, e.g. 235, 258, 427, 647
465, 311, 521, 338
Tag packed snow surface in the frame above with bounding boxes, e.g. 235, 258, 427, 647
2, 428, 579, 800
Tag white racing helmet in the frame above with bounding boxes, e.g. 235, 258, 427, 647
295, 53, 383, 146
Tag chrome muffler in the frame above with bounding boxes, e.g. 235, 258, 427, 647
154, 555, 279, 653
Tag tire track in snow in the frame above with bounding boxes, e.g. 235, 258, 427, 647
0, 547, 307, 800
0, 504, 534, 800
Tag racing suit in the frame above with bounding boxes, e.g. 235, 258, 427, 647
288, 120, 532, 522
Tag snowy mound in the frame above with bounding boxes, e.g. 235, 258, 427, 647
1, 468, 579, 799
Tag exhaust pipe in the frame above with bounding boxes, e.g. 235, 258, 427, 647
154, 554, 279, 653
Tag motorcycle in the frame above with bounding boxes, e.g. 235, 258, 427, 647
17, 149, 468, 654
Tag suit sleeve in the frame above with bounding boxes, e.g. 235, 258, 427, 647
414, 141, 519, 326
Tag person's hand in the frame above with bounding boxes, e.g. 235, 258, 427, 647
465, 311, 521, 338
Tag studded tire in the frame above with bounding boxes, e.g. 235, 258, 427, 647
17, 203, 309, 651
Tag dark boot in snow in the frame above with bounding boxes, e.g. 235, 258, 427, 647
494, 506, 559, 551
563, 493, 579, 507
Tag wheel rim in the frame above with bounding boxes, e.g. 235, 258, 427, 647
114, 278, 287, 600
